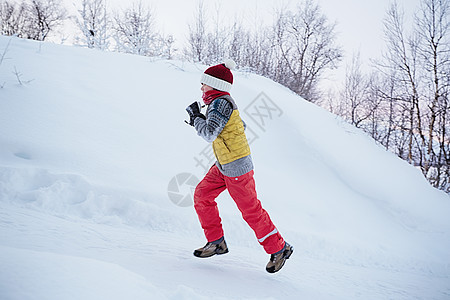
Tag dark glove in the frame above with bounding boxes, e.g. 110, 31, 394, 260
186, 101, 206, 126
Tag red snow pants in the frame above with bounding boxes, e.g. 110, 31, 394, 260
194, 165, 285, 254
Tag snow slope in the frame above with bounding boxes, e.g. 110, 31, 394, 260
0, 35, 449, 299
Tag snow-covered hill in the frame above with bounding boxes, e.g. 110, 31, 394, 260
0, 36, 449, 299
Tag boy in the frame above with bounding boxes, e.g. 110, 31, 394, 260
186, 60, 292, 273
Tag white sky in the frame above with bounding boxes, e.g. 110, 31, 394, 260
65, 0, 422, 88
318, 0, 421, 87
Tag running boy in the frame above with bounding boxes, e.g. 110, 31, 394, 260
186, 60, 293, 273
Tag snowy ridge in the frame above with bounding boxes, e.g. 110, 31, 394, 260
1, 167, 172, 228
1, 36, 450, 299
0, 165, 447, 278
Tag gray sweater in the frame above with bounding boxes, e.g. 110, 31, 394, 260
194, 96, 254, 177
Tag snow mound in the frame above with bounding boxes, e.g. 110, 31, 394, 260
1, 36, 449, 299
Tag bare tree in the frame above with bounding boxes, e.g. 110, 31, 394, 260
379, 2, 425, 164
24, 0, 67, 41
0, 1, 27, 37
184, 0, 341, 102
415, 0, 450, 189
76, 0, 109, 50
203, 3, 229, 65
273, 0, 343, 102
228, 19, 277, 78
112, 2, 175, 58
157, 33, 176, 59
338, 0, 450, 192
112, 1, 156, 56
340, 52, 373, 128
227, 21, 247, 67
0, 0, 66, 41
184, 0, 208, 62
184, 1, 229, 64
373, 73, 402, 152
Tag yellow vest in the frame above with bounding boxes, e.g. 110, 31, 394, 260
212, 109, 251, 165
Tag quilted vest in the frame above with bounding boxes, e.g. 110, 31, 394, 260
211, 96, 251, 165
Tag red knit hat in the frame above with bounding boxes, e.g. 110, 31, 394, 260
200, 59, 236, 92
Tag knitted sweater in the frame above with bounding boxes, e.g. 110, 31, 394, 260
194, 95, 254, 177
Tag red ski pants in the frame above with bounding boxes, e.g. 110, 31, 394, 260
194, 165, 285, 254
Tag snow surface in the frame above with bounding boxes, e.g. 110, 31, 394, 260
0, 35, 449, 299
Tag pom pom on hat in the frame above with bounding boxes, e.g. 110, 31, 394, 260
223, 58, 236, 70
200, 59, 236, 92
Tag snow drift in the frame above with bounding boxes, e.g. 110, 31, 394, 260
0, 36, 449, 299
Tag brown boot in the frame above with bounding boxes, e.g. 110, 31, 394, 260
193, 239, 229, 258
266, 242, 293, 273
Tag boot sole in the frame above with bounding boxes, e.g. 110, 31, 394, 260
193, 248, 229, 258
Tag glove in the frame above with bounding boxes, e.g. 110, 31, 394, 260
186, 101, 201, 116
186, 101, 206, 126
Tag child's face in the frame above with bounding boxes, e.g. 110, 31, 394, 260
201, 84, 214, 93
